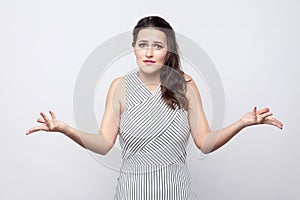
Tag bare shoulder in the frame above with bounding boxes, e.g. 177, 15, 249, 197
111, 76, 125, 86
107, 76, 126, 112
183, 73, 198, 89
183, 73, 200, 100
108, 76, 125, 93
183, 73, 193, 82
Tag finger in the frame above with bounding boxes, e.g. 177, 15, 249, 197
271, 118, 283, 129
261, 112, 273, 119
257, 107, 270, 115
49, 110, 56, 120
264, 117, 283, 129
253, 106, 257, 113
26, 125, 45, 135
37, 117, 45, 123
40, 112, 50, 123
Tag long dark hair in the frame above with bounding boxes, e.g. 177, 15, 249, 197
132, 16, 190, 110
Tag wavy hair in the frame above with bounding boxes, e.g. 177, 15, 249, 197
132, 16, 190, 110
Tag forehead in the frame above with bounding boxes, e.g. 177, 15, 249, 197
136, 28, 167, 43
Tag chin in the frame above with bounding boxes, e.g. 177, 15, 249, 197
138, 64, 163, 74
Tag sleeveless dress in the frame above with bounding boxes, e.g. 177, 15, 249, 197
113, 71, 198, 200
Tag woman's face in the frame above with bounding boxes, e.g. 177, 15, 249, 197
133, 28, 168, 75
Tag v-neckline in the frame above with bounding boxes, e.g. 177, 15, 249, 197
134, 71, 161, 96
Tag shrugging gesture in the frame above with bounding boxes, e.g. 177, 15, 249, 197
26, 77, 123, 155
240, 106, 283, 129
186, 75, 283, 154
26, 110, 63, 134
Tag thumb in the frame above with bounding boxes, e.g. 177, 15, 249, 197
253, 106, 257, 113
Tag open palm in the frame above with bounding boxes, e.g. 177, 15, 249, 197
241, 107, 283, 129
26, 111, 64, 135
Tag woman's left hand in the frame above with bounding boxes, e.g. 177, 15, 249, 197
240, 106, 283, 129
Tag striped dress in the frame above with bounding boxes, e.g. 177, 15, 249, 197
113, 71, 198, 200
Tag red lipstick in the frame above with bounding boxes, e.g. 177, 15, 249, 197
143, 60, 156, 64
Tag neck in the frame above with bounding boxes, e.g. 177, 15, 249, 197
137, 70, 161, 85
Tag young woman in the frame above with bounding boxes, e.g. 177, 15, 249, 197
26, 16, 283, 199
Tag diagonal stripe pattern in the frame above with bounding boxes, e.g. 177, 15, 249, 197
114, 71, 198, 199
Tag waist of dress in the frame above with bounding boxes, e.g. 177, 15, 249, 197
119, 158, 187, 174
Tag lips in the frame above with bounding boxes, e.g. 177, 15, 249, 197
143, 60, 156, 64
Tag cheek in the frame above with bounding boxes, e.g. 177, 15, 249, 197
134, 50, 143, 60
156, 51, 167, 62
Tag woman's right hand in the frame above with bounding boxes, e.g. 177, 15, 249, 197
26, 110, 66, 135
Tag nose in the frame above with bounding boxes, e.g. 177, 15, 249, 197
145, 47, 153, 58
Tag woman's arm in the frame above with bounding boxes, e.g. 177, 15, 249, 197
26, 77, 125, 155
185, 74, 283, 154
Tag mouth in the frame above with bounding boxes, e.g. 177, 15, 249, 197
143, 60, 156, 65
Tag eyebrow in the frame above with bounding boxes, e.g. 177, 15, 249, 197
138, 40, 164, 44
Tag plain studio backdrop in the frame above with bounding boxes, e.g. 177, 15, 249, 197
1, 0, 299, 199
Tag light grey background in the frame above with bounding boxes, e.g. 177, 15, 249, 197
1, 0, 299, 199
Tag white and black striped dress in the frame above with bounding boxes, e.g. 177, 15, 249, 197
114, 71, 198, 200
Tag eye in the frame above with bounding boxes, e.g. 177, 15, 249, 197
138, 43, 148, 48
154, 44, 163, 50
